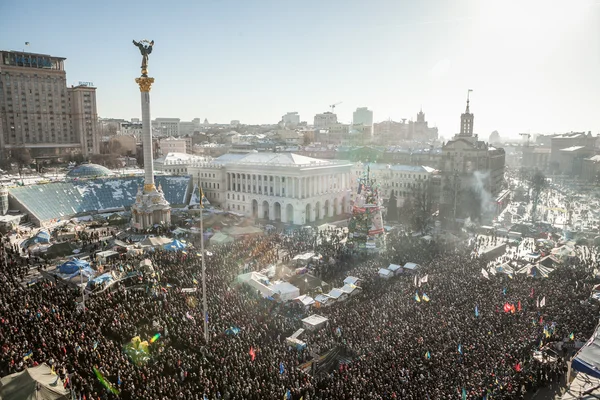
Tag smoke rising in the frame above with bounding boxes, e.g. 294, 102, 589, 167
472, 171, 495, 220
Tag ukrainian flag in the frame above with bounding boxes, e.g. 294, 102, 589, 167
422, 293, 430, 302
23, 351, 33, 361
199, 185, 210, 209
415, 292, 421, 302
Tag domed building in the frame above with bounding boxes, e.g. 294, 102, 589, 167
66, 163, 114, 179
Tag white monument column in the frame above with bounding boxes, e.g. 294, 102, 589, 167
130, 40, 171, 230
137, 77, 155, 192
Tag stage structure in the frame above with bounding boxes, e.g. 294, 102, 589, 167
347, 164, 386, 253
130, 39, 171, 229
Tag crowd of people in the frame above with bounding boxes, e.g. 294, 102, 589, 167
0, 226, 597, 399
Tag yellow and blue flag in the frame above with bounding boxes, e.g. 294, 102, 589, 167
415, 292, 421, 302
422, 293, 430, 302
199, 186, 210, 209
23, 351, 33, 361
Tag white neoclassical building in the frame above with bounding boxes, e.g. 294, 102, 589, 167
188, 152, 353, 225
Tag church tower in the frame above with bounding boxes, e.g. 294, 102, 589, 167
459, 90, 474, 136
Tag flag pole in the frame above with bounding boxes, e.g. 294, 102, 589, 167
200, 187, 209, 343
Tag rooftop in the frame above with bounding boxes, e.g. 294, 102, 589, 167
559, 146, 587, 152
215, 152, 343, 167
360, 163, 437, 173
155, 153, 208, 165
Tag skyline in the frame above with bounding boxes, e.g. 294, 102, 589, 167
1, 0, 599, 139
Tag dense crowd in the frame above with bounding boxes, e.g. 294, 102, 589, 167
0, 228, 597, 399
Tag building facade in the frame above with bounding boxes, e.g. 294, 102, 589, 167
152, 118, 180, 137
68, 84, 99, 156
314, 112, 338, 128
188, 152, 353, 225
0, 50, 82, 158
282, 112, 300, 127
350, 162, 437, 208
159, 137, 187, 155
439, 96, 505, 222
352, 107, 373, 126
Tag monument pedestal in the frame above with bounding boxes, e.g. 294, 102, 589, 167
131, 185, 171, 230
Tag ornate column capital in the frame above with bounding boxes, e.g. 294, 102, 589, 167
135, 77, 155, 92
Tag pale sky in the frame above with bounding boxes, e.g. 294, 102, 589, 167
1, 0, 598, 139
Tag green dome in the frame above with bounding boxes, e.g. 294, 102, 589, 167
66, 163, 114, 178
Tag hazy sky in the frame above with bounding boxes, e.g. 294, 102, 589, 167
1, 0, 598, 139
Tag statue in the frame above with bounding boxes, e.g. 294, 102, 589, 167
132, 40, 154, 77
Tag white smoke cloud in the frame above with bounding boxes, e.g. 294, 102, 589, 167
472, 170, 496, 219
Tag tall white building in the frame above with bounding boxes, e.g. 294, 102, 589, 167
314, 112, 338, 128
282, 112, 300, 127
353, 107, 373, 126
188, 152, 353, 225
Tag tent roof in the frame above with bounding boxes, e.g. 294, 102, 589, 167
573, 323, 600, 379
0, 363, 69, 400
561, 372, 600, 399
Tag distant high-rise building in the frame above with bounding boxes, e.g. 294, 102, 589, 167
314, 112, 338, 128
352, 107, 373, 126
410, 109, 438, 142
0, 50, 96, 158
281, 112, 300, 127
68, 84, 99, 155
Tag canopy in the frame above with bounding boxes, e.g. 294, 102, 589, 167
209, 232, 234, 245
403, 262, 420, 271
516, 264, 554, 278
572, 323, 600, 379
562, 372, 600, 399
138, 236, 171, 247
20, 231, 51, 249
164, 239, 187, 251
270, 281, 300, 301
0, 363, 69, 400
58, 259, 90, 274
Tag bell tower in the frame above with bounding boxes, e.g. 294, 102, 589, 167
459, 89, 474, 137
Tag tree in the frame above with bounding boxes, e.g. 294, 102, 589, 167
462, 186, 483, 221
387, 191, 398, 222
529, 170, 547, 224
411, 180, 435, 234
11, 147, 31, 185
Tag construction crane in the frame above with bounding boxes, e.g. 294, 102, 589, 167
329, 102, 342, 113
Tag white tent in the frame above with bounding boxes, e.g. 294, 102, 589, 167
388, 264, 402, 275
294, 295, 315, 307
0, 363, 69, 400
270, 282, 300, 302
403, 262, 420, 272
314, 294, 332, 307
236, 272, 274, 298
302, 314, 329, 331
343, 276, 361, 286
327, 288, 348, 302
379, 268, 393, 279
340, 284, 360, 296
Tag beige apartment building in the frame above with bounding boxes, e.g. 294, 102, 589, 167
0, 50, 99, 159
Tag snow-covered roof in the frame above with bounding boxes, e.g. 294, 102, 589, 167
10, 175, 192, 222
214, 152, 335, 167
155, 153, 208, 165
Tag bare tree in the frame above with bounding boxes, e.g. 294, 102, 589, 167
410, 180, 435, 234
386, 191, 398, 222
11, 146, 31, 185
529, 170, 547, 224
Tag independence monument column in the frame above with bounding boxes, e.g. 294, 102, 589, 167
130, 39, 171, 230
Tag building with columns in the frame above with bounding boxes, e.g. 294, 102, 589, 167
188, 152, 353, 225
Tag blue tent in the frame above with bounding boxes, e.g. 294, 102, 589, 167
58, 259, 90, 274
164, 239, 186, 252
20, 230, 51, 248
572, 323, 600, 379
